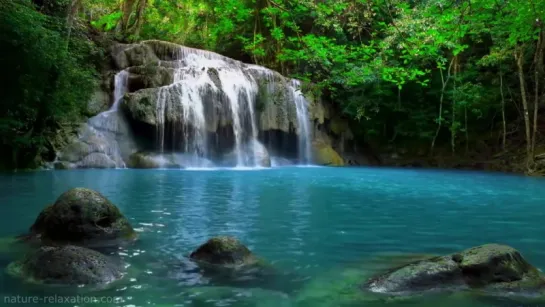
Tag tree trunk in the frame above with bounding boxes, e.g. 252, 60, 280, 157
431, 58, 455, 155
465, 105, 469, 154
532, 30, 544, 159
514, 46, 532, 167
121, 0, 137, 32
130, 0, 147, 37
451, 56, 458, 154
65, 0, 81, 49
500, 69, 506, 150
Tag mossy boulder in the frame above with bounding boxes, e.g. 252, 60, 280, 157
312, 141, 344, 166
127, 152, 165, 168
366, 244, 545, 297
29, 188, 136, 247
7, 245, 124, 285
190, 236, 258, 267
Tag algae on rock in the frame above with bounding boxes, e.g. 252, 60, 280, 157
28, 188, 136, 248
7, 245, 124, 285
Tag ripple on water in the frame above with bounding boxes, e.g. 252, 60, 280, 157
0, 167, 545, 306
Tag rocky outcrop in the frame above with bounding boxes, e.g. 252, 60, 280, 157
55, 111, 136, 169
7, 245, 124, 285
29, 188, 136, 248
190, 236, 258, 267
366, 244, 545, 296
312, 140, 344, 166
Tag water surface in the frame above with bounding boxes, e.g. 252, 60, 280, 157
1, 167, 544, 306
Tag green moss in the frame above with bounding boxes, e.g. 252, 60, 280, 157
7, 246, 124, 285
29, 188, 135, 246
313, 141, 344, 166
190, 236, 256, 266
330, 117, 349, 135
127, 152, 161, 168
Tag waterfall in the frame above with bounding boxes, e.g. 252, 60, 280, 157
150, 48, 263, 168
111, 70, 129, 111
215, 68, 259, 167
290, 80, 313, 164
107, 40, 318, 169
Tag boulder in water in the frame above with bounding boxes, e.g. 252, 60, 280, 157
190, 236, 258, 267
7, 245, 124, 285
366, 244, 545, 297
29, 188, 136, 247
128, 152, 178, 168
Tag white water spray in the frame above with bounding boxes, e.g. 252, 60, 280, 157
111, 70, 129, 111
290, 80, 313, 164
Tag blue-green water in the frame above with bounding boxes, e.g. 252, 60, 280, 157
1, 167, 545, 306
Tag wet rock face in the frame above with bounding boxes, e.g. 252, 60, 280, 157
7, 245, 124, 285
190, 236, 257, 267
366, 244, 545, 296
312, 141, 344, 166
367, 256, 465, 294
30, 188, 136, 247
55, 112, 135, 169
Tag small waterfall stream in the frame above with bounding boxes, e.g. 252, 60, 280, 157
290, 80, 312, 164
111, 70, 129, 111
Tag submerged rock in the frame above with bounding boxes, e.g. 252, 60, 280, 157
29, 188, 136, 247
190, 236, 258, 267
7, 245, 124, 285
366, 244, 545, 297
180, 286, 292, 307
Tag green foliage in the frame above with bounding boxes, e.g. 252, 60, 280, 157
0, 0, 98, 170
4, 0, 544, 169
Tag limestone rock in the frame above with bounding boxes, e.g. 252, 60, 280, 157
78, 152, 116, 169
58, 141, 92, 163
56, 111, 135, 169
87, 88, 111, 115
312, 141, 344, 166
127, 65, 174, 92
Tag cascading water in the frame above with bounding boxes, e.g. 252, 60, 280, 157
290, 80, 313, 164
102, 40, 318, 169
215, 69, 259, 167
150, 47, 264, 168
53, 68, 135, 169
111, 70, 129, 111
